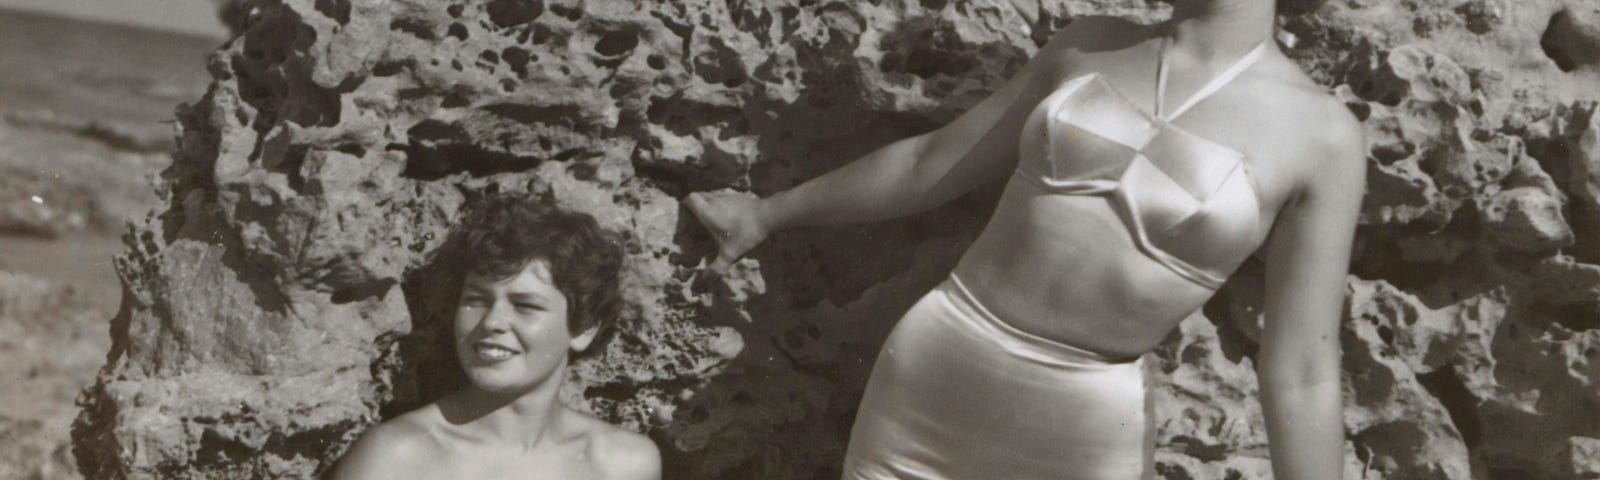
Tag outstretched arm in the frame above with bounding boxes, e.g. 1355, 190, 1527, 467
1257, 108, 1365, 480
759, 37, 1065, 229
688, 29, 1082, 270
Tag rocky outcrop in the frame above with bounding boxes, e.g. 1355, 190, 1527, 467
71, 0, 1600, 478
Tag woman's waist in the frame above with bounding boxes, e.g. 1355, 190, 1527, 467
948, 254, 1210, 358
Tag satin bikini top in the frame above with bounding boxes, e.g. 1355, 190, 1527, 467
1013, 36, 1270, 289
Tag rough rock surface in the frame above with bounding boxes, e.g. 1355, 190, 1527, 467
71, 0, 1600, 478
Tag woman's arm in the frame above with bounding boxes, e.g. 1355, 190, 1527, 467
759, 36, 1066, 229
687, 27, 1088, 270
1256, 107, 1366, 480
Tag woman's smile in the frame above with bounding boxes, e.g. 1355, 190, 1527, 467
472, 340, 521, 362
453, 259, 578, 395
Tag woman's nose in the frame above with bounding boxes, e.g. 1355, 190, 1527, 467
479, 302, 513, 334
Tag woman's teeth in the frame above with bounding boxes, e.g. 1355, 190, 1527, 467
476, 344, 518, 360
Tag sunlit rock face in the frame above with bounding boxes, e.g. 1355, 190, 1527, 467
72, 0, 1600, 478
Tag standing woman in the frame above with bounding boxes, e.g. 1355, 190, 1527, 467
689, 0, 1364, 478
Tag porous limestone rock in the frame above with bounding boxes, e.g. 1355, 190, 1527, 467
1482, 186, 1574, 252
73, 0, 1600, 478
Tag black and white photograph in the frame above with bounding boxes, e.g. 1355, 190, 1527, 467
1, 0, 1597, 478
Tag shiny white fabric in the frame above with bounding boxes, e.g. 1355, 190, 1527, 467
842, 275, 1151, 479
1012, 37, 1271, 289
842, 36, 1275, 479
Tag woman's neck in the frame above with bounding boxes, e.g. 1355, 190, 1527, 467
446, 369, 570, 450
1167, 0, 1276, 60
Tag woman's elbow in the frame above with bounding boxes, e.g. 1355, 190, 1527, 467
1258, 349, 1341, 390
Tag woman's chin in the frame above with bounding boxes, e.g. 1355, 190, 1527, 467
462, 367, 556, 397
464, 379, 529, 398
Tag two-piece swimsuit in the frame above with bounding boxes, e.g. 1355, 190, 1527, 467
842, 33, 1273, 479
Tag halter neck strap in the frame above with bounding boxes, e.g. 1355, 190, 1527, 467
1154, 36, 1272, 121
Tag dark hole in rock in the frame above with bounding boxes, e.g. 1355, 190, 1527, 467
1169, 435, 1228, 462
397, 87, 429, 100
919, 0, 948, 10
391, 18, 436, 40
502, 47, 531, 75
331, 279, 398, 304
196, 429, 253, 466
371, 61, 407, 77
1179, 343, 1207, 364
566, 161, 597, 180
447, 3, 464, 17
487, 0, 544, 28
441, 92, 471, 108
401, 141, 542, 180
447, 22, 469, 41
594, 30, 639, 57
902, 43, 976, 78
407, 119, 460, 143
1539, 9, 1598, 72
1455, 1, 1496, 34
1215, 312, 1260, 364
334, 143, 366, 157
1524, 137, 1572, 187
479, 50, 500, 64
551, 4, 583, 21
1154, 463, 1196, 480
388, 17, 435, 39
1345, 99, 1371, 121
314, 0, 350, 25
1416, 369, 1483, 449
1346, 54, 1410, 107
1371, 140, 1415, 165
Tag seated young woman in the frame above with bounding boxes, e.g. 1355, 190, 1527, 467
333, 194, 661, 480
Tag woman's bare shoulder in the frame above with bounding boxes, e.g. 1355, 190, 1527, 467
330, 406, 446, 479
565, 411, 662, 480
1252, 70, 1365, 188
1281, 80, 1362, 165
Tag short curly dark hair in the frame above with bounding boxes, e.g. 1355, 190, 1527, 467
444, 193, 624, 337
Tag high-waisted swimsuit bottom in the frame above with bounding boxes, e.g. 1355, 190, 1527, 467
841, 275, 1150, 479
841, 34, 1274, 479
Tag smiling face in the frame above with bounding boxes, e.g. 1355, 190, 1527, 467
454, 259, 597, 396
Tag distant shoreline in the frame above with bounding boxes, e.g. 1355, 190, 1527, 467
0, 1, 225, 40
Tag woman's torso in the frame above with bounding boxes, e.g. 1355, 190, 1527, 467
952, 22, 1322, 357
380, 404, 623, 479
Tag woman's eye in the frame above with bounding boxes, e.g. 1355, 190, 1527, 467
514, 303, 543, 312
459, 296, 486, 307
